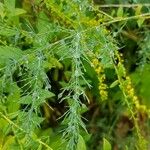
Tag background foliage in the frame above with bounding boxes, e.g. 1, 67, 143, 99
0, 0, 150, 150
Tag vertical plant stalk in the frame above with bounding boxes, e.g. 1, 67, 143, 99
112, 52, 148, 149
0, 112, 53, 150
62, 33, 87, 150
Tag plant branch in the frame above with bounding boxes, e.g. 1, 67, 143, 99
0, 112, 53, 150
97, 3, 150, 8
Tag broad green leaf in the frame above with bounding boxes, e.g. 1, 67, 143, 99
34, 12, 53, 46
0, 24, 17, 36
39, 128, 53, 137
19, 90, 54, 106
49, 134, 66, 150
7, 85, 20, 113
135, 5, 144, 27
20, 112, 44, 126
79, 104, 88, 114
125, 145, 129, 150
77, 135, 86, 150
0, 118, 9, 134
110, 80, 119, 88
37, 144, 42, 150
19, 95, 32, 104
131, 64, 150, 107
37, 12, 50, 33
135, 5, 142, 15
117, 7, 123, 17
137, 18, 145, 28
34, 90, 55, 107
14, 8, 26, 16
40, 89, 55, 100
43, 57, 63, 70
0, 46, 23, 67
0, 2, 5, 19
103, 138, 111, 150
2, 136, 16, 150
4, 0, 15, 10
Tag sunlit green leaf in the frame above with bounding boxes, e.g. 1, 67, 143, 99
117, 7, 123, 17
103, 138, 111, 150
110, 80, 119, 88
77, 135, 86, 150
